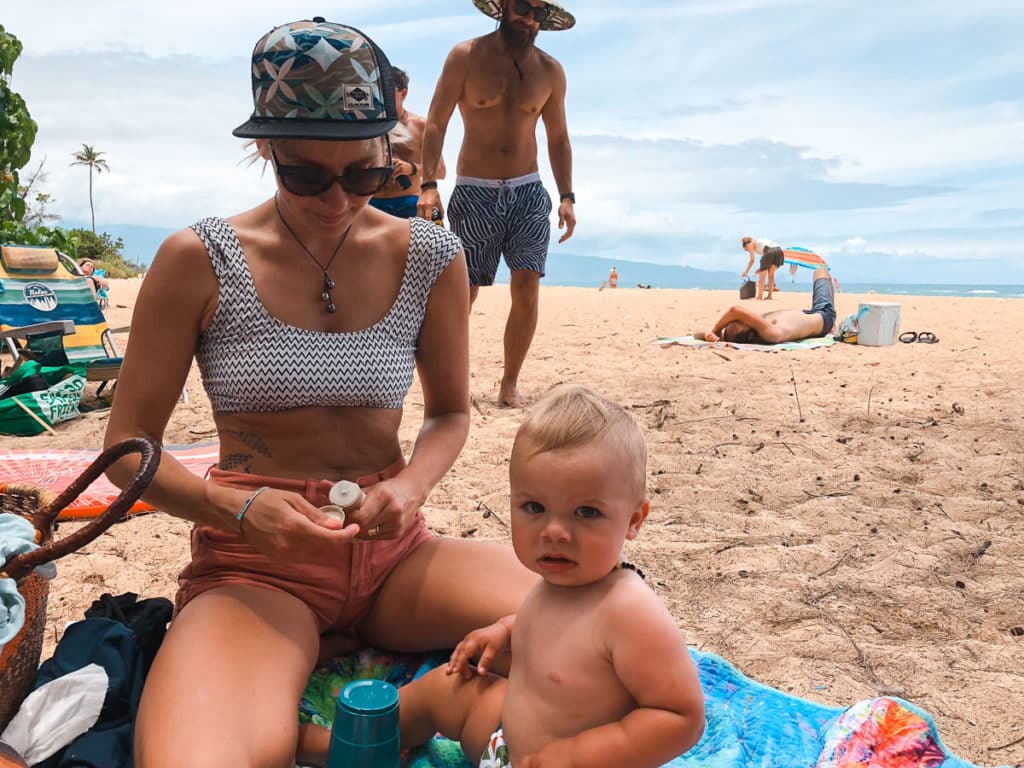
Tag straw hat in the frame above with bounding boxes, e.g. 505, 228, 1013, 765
471, 0, 576, 32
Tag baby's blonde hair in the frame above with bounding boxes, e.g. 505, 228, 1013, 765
515, 384, 647, 496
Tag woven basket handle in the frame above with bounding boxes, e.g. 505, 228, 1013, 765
3, 437, 162, 580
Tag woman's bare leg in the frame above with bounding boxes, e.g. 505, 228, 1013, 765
135, 584, 319, 768
361, 538, 537, 660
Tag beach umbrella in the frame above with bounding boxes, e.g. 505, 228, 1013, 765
782, 247, 841, 290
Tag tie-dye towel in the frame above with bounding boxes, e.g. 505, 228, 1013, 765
299, 648, 1001, 768
655, 335, 836, 352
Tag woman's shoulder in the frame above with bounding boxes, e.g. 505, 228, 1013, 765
147, 224, 223, 280
408, 216, 461, 256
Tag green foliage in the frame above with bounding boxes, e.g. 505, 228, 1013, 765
0, 31, 137, 278
66, 227, 142, 278
0, 25, 38, 226
0, 219, 77, 253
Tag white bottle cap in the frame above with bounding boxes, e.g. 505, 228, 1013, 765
329, 480, 365, 510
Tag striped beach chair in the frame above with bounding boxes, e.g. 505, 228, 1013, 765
0, 244, 122, 392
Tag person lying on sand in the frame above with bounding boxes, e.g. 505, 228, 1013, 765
697, 266, 836, 344
298, 384, 706, 768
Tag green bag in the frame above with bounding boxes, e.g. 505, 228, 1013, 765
0, 359, 87, 435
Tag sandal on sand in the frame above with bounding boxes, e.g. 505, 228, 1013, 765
899, 331, 939, 344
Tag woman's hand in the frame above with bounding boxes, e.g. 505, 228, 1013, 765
446, 621, 512, 679
232, 487, 360, 557
340, 475, 424, 541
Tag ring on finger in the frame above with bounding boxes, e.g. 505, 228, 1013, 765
366, 524, 383, 538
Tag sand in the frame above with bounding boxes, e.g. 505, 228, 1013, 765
3, 277, 1022, 766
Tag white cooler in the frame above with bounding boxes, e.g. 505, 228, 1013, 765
857, 302, 901, 346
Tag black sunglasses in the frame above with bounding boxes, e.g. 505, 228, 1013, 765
271, 143, 393, 197
512, 0, 551, 23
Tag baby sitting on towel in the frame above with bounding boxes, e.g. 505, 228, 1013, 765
299, 384, 705, 767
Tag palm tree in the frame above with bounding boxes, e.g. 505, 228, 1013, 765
69, 144, 110, 233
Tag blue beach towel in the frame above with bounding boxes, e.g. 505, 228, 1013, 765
299, 648, 1002, 768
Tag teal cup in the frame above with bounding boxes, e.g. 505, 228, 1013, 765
325, 679, 401, 768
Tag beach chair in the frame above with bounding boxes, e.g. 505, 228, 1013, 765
0, 245, 123, 394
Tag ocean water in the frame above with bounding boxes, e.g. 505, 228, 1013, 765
493, 261, 1024, 299
819, 282, 1024, 299
489, 257, 1024, 299
112, 224, 1021, 300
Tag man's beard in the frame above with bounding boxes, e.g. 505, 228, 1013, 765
499, 10, 538, 57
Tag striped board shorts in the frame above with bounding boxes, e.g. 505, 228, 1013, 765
448, 173, 552, 286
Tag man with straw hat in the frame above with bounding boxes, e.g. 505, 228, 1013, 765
419, 0, 576, 408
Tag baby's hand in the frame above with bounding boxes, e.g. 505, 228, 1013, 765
446, 621, 511, 679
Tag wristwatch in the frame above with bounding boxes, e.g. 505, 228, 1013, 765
560, 192, 576, 204
421, 180, 438, 191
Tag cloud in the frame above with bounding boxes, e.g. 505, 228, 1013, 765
977, 208, 1024, 223
5, 0, 1023, 283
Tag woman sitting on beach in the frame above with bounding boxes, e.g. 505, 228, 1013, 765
78, 258, 109, 303
103, 18, 535, 767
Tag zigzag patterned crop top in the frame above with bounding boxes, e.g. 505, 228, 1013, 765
191, 216, 460, 413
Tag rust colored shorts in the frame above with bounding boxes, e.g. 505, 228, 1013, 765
175, 458, 433, 635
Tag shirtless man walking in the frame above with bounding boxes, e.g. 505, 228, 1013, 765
697, 267, 837, 344
370, 67, 446, 219
419, 0, 577, 407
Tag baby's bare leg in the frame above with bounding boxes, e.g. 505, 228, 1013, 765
400, 666, 506, 761
297, 666, 506, 767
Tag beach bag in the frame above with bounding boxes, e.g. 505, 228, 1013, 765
739, 279, 757, 300
0, 437, 161, 731
833, 305, 870, 344
0, 361, 86, 436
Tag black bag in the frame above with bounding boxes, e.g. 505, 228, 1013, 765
739, 279, 756, 300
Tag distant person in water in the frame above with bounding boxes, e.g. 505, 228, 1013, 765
697, 267, 836, 344
740, 236, 785, 300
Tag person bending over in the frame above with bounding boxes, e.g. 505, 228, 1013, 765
740, 236, 785, 300
697, 266, 836, 344
298, 384, 706, 767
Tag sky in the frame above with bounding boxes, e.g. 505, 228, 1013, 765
4, 0, 1024, 284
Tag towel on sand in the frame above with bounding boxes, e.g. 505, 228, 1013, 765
299, 648, 999, 768
656, 335, 836, 352
0, 442, 217, 519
